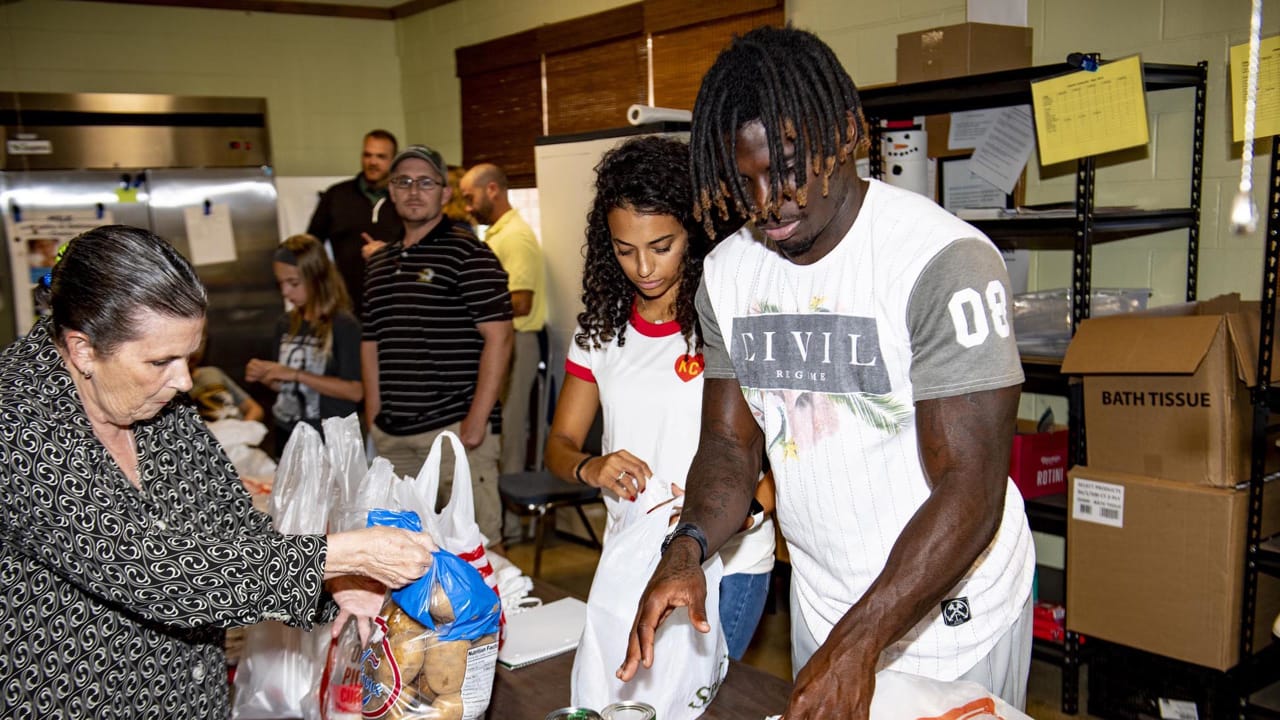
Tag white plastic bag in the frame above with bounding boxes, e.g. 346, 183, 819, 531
323, 414, 368, 521
760, 670, 1034, 720
868, 670, 1034, 719
396, 431, 501, 605
330, 455, 398, 532
571, 488, 727, 719
232, 423, 332, 720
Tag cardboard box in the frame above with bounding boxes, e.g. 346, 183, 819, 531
1065, 466, 1280, 670
1009, 420, 1067, 499
896, 22, 1032, 84
1060, 294, 1272, 487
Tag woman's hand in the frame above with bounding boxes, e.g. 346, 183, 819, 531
325, 526, 438, 589
245, 358, 289, 385
328, 575, 388, 644
580, 450, 653, 501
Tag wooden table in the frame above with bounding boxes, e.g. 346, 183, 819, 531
486, 582, 792, 719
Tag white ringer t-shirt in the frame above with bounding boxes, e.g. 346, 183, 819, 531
565, 305, 774, 576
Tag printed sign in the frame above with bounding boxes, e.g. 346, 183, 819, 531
6, 139, 52, 155
1072, 477, 1125, 528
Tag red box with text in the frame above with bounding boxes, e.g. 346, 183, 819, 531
1009, 422, 1067, 500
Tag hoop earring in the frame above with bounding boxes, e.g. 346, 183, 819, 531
82, 369, 93, 380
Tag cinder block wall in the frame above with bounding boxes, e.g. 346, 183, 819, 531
1, 0, 1272, 313
0, 0, 407, 176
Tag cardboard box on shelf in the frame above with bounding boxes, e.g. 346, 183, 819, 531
924, 115, 970, 159
1009, 420, 1067, 500
1065, 466, 1280, 671
896, 22, 1032, 84
1059, 294, 1277, 487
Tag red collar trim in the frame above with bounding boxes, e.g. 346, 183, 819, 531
630, 300, 681, 337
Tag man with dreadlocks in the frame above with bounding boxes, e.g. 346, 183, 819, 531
619, 26, 1034, 717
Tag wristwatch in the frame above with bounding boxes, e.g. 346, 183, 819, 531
661, 522, 708, 564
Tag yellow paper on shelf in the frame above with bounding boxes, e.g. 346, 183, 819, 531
1031, 55, 1149, 166
1230, 35, 1280, 143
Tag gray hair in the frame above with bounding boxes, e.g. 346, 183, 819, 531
49, 225, 207, 355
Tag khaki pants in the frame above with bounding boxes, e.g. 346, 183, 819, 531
500, 330, 541, 474
370, 422, 503, 549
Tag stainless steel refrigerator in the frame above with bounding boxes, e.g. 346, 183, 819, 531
0, 91, 282, 395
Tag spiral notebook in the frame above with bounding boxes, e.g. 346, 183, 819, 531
497, 597, 588, 669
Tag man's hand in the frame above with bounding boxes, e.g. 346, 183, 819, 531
361, 232, 387, 260
458, 414, 486, 450
617, 537, 709, 681
783, 627, 879, 719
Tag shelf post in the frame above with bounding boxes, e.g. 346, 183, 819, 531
867, 119, 884, 179
1070, 156, 1096, 334
1186, 61, 1208, 302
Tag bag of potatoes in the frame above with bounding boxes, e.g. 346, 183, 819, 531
359, 510, 502, 719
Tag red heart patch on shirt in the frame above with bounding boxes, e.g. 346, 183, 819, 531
675, 353, 705, 382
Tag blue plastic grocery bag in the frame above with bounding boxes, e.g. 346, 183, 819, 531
367, 509, 501, 641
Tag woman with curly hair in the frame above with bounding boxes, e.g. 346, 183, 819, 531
246, 233, 363, 452
545, 135, 775, 666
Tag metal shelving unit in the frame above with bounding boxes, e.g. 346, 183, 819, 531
1241, 140, 1280, 716
860, 57, 1208, 715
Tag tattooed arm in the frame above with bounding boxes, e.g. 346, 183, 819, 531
617, 377, 764, 680
782, 384, 1020, 720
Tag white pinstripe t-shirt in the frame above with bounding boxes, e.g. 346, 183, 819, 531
698, 179, 1034, 680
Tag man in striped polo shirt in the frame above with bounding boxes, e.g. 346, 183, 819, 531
360, 144, 514, 551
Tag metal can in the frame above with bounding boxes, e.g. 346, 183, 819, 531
600, 702, 657, 720
544, 708, 604, 720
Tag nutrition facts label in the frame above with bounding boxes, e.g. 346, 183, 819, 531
461, 640, 500, 713
1032, 55, 1149, 166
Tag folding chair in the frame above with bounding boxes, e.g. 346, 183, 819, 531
499, 470, 603, 577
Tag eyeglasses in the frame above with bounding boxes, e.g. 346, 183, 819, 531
389, 175, 442, 192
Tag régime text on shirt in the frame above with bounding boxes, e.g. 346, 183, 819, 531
730, 314, 890, 393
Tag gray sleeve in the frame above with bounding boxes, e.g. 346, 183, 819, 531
696, 277, 736, 380
907, 237, 1024, 401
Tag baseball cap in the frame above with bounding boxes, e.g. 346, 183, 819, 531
390, 144, 447, 178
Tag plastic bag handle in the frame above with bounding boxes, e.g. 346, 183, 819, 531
417, 430, 475, 524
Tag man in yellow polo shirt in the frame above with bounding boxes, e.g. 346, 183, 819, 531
461, 163, 547, 474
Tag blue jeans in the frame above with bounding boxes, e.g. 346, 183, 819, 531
719, 570, 771, 660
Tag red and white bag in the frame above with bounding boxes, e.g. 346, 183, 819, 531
869, 670, 1034, 719
762, 670, 1034, 720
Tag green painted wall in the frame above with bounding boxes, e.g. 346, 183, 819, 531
0, 0, 406, 176
1, 0, 1274, 311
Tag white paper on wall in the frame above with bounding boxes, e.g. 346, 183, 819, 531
184, 203, 237, 266
948, 109, 1002, 150
970, 105, 1035, 195
274, 176, 348, 242
967, 0, 1027, 26
4, 208, 115, 334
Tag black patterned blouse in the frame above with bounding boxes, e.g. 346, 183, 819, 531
0, 319, 333, 718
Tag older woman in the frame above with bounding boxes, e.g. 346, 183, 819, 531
0, 225, 435, 718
